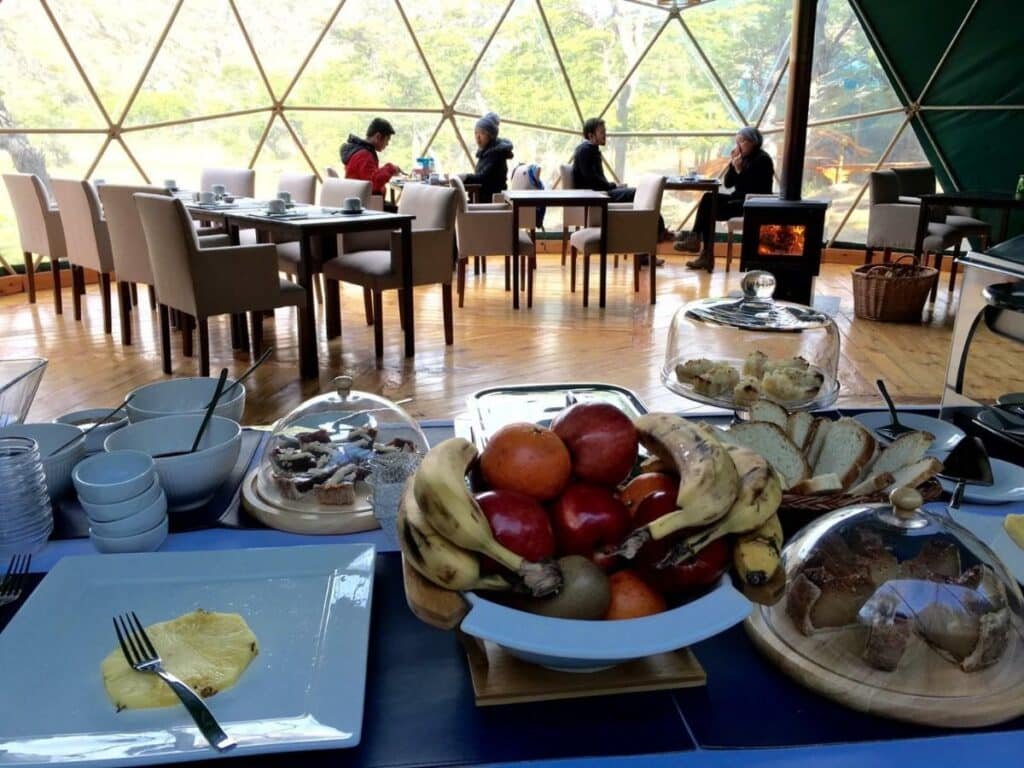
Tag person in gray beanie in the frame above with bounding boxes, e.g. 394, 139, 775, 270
675, 125, 774, 272
458, 113, 514, 201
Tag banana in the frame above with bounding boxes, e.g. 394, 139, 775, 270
398, 481, 512, 592
412, 437, 562, 597
658, 445, 782, 567
618, 415, 739, 559
733, 513, 784, 587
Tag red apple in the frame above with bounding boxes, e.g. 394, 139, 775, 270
476, 490, 555, 571
550, 482, 632, 562
617, 472, 680, 518
551, 402, 639, 487
632, 490, 730, 596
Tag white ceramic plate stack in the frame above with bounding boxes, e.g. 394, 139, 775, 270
72, 450, 169, 553
0, 436, 54, 556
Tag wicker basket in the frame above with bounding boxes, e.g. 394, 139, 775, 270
778, 478, 943, 535
852, 257, 937, 323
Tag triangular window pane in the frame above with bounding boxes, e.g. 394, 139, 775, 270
89, 139, 149, 185
546, 1, 667, 121
122, 2, 271, 127
48, 0, 175, 122
0, 0, 108, 129
684, 0, 792, 125
402, 0, 513, 104
236, 0, 341, 100
289, 0, 443, 111
454, 1, 579, 130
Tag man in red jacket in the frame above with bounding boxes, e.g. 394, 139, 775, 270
340, 118, 403, 203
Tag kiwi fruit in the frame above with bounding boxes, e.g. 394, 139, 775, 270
517, 555, 611, 620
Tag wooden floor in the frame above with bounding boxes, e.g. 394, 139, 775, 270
0, 248, 1008, 426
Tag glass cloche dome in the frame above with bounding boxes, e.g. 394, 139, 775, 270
251, 376, 428, 515
746, 487, 1024, 726
662, 271, 840, 411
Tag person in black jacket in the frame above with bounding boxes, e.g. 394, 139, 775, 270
458, 113, 513, 202
676, 126, 775, 272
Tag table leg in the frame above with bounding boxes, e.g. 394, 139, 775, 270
511, 203, 520, 309
599, 202, 609, 308
913, 200, 930, 263
999, 208, 1010, 243
401, 221, 414, 358
297, 231, 319, 378
321, 235, 342, 340
704, 189, 717, 262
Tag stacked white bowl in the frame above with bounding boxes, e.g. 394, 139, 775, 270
72, 450, 169, 553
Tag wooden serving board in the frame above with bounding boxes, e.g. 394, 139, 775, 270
241, 469, 379, 535
400, 554, 706, 705
745, 600, 1024, 728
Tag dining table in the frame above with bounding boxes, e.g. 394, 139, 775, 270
4, 408, 1024, 768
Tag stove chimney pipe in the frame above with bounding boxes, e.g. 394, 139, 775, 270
781, 0, 819, 201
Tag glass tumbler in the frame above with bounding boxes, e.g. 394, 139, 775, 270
367, 452, 422, 548
0, 437, 54, 555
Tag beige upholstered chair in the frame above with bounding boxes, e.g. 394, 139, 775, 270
199, 167, 255, 198
451, 176, 534, 307
50, 179, 115, 333
568, 173, 665, 306
134, 193, 305, 376
278, 172, 316, 204
865, 168, 990, 299
320, 183, 458, 359
2, 173, 67, 313
558, 163, 589, 266
724, 192, 777, 272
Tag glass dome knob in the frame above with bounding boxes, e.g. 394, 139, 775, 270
333, 375, 354, 399
877, 485, 929, 530
741, 270, 776, 299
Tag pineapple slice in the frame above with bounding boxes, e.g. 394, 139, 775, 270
1004, 514, 1024, 551
101, 609, 258, 710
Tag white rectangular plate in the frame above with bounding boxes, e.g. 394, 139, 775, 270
0, 543, 375, 766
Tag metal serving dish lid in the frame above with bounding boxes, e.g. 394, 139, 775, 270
686, 271, 831, 331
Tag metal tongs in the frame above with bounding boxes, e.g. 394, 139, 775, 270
937, 435, 994, 513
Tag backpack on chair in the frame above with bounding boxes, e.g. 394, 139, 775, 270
510, 163, 546, 229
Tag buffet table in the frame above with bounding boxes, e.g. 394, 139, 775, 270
4, 414, 1024, 768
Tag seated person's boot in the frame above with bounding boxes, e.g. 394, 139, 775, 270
686, 254, 714, 273
673, 232, 702, 253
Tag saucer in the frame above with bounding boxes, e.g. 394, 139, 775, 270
341, 208, 364, 215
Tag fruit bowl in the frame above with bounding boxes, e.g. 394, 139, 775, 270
460, 577, 751, 671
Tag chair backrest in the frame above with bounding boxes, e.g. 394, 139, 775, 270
449, 176, 470, 215
891, 166, 936, 197
320, 177, 372, 208
133, 193, 200, 317
325, 166, 340, 178
558, 163, 588, 227
507, 164, 538, 228
869, 170, 901, 205
98, 183, 170, 285
278, 172, 316, 204
199, 167, 255, 197
50, 178, 113, 273
2, 173, 65, 257
397, 183, 458, 231
633, 173, 665, 212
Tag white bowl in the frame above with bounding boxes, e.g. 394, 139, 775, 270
55, 408, 129, 453
0, 423, 87, 500
79, 477, 163, 523
88, 488, 167, 536
90, 515, 168, 554
125, 377, 245, 423
72, 450, 156, 506
103, 415, 241, 511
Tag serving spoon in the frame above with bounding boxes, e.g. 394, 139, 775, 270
152, 369, 228, 459
46, 395, 134, 458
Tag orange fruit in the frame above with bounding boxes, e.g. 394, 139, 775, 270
604, 570, 667, 620
479, 422, 572, 501
617, 472, 680, 517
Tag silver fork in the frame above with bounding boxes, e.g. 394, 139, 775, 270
0, 554, 31, 607
113, 612, 236, 751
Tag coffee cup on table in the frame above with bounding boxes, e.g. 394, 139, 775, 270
211, 184, 226, 198
267, 198, 287, 214
92, 179, 106, 187
342, 196, 363, 213
276, 191, 292, 205
163, 179, 177, 190
198, 191, 216, 204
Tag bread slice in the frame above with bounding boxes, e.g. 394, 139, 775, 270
788, 411, 815, 450
847, 471, 896, 497
791, 473, 844, 495
720, 422, 809, 490
871, 430, 935, 477
885, 457, 943, 493
813, 418, 877, 490
751, 399, 789, 430
805, 418, 831, 467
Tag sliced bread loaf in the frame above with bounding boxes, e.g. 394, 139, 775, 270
871, 430, 935, 477
805, 417, 832, 467
787, 411, 815, 450
812, 418, 876, 490
720, 422, 809, 490
750, 399, 789, 429
791, 473, 844, 495
885, 457, 943, 493
847, 471, 896, 496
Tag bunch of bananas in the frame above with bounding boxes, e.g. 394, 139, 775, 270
619, 414, 786, 602
399, 437, 562, 597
